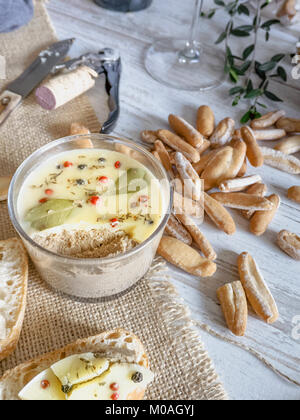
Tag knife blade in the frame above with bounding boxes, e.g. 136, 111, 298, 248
0, 38, 75, 127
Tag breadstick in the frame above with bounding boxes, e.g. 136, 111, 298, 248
152, 150, 162, 163
250, 110, 286, 129
237, 158, 247, 177
201, 146, 233, 191
174, 152, 202, 201
176, 213, 217, 260
253, 128, 286, 141
0, 176, 12, 201
70, 123, 93, 148
164, 214, 193, 245
210, 192, 274, 211
204, 192, 236, 235
276, 117, 300, 133
260, 147, 300, 174
287, 186, 300, 203
219, 175, 262, 193
274, 135, 300, 154
217, 281, 248, 336
277, 0, 297, 18
197, 139, 211, 154
140, 130, 158, 144
157, 129, 200, 163
250, 194, 280, 236
154, 140, 174, 178
36, 66, 98, 110
238, 252, 279, 324
168, 114, 204, 149
173, 191, 204, 219
241, 126, 264, 167
241, 183, 268, 219
277, 230, 300, 260
197, 105, 215, 137
210, 118, 235, 148
232, 129, 242, 141
157, 236, 217, 277
226, 138, 247, 179
193, 149, 220, 175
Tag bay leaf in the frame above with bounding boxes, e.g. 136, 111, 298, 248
25, 199, 75, 231
116, 168, 147, 194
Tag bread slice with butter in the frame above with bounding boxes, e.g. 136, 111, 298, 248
0, 238, 28, 362
0, 329, 154, 400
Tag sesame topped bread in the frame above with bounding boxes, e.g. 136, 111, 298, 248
0, 238, 28, 362
0, 329, 149, 400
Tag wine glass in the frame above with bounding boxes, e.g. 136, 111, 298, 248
145, 0, 225, 91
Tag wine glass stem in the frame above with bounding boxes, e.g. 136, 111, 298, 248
180, 0, 203, 61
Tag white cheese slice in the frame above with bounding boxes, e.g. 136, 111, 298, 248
51, 353, 109, 389
67, 363, 154, 400
18, 369, 66, 400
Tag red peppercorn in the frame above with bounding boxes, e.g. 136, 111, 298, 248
39, 198, 48, 204
114, 161, 121, 169
41, 380, 50, 389
111, 392, 119, 400
139, 195, 149, 203
99, 176, 109, 183
64, 161, 73, 168
110, 218, 119, 228
90, 196, 100, 205
45, 189, 54, 196
110, 383, 119, 391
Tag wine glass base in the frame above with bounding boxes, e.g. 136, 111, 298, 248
145, 38, 226, 91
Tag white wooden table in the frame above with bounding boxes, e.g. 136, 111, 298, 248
46, 0, 300, 400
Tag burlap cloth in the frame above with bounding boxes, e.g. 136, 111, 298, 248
0, 0, 227, 400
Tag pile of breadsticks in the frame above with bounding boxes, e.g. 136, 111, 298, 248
141, 107, 300, 336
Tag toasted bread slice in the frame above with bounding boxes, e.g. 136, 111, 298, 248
0, 238, 28, 363
0, 329, 149, 400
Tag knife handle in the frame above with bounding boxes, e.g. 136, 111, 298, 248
0, 90, 22, 126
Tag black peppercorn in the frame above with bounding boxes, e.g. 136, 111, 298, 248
76, 179, 85, 185
131, 371, 143, 383
98, 158, 106, 163
78, 164, 87, 170
56, 164, 63, 170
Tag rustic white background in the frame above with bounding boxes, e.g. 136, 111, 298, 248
46, 0, 300, 400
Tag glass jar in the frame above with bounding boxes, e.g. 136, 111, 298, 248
8, 134, 171, 300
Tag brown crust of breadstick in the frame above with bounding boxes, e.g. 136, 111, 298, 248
237, 158, 247, 177
277, 0, 297, 17
287, 186, 300, 203
157, 130, 200, 163
219, 175, 262, 193
197, 105, 215, 137
241, 126, 264, 167
237, 252, 279, 324
276, 117, 300, 133
169, 114, 204, 149
226, 139, 247, 179
217, 281, 248, 336
173, 191, 203, 218
210, 118, 235, 148
197, 139, 211, 154
210, 192, 274, 211
70, 123, 93, 148
250, 194, 280, 236
277, 230, 300, 260
193, 149, 219, 175
157, 236, 217, 277
241, 183, 267, 219
164, 214, 193, 245
176, 213, 217, 260
154, 140, 174, 178
201, 146, 233, 191
204, 192, 236, 235
140, 130, 158, 144
274, 135, 300, 155
250, 110, 286, 129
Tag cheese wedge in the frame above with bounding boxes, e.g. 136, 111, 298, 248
51, 353, 109, 389
68, 363, 154, 400
18, 369, 66, 400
